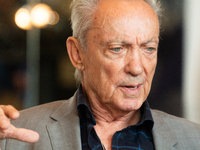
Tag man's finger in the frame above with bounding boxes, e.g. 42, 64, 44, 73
7, 125, 40, 143
0, 105, 20, 120
0, 118, 10, 129
0, 108, 11, 129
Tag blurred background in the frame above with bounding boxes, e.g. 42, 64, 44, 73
0, 0, 199, 123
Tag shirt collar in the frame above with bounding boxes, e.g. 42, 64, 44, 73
136, 99, 154, 133
77, 84, 96, 125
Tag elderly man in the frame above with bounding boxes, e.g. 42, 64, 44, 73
0, 0, 200, 149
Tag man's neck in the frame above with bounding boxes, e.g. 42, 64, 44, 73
81, 84, 141, 149
93, 109, 141, 150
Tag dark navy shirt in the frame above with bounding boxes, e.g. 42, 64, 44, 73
77, 85, 155, 150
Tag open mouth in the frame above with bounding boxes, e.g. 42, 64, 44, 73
125, 86, 138, 89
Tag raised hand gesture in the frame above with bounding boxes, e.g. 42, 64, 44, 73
0, 105, 39, 143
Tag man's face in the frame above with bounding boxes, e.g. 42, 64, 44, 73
81, 0, 159, 114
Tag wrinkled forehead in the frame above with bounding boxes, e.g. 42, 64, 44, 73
91, 0, 159, 29
86, 0, 159, 44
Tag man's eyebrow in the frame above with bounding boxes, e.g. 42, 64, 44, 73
100, 37, 159, 46
100, 40, 129, 46
142, 37, 159, 45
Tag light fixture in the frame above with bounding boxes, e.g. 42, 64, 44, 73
15, 3, 59, 30
15, 7, 32, 30
30, 3, 52, 28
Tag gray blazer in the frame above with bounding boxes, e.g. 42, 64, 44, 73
0, 92, 200, 150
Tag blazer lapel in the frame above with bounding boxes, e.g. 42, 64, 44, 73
151, 110, 178, 150
46, 92, 82, 150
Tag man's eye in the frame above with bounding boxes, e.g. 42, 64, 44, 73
111, 47, 122, 52
146, 47, 156, 52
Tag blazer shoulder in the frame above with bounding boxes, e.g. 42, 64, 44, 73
12, 96, 77, 128
152, 109, 200, 136
19, 100, 67, 119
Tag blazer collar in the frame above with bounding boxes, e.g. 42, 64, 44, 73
151, 110, 178, 150
47, 91, 82, 150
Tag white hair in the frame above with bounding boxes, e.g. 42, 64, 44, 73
69, 0, 162, 83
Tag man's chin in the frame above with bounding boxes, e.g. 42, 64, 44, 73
122, 98, 144, 111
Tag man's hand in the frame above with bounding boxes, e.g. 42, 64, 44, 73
0, 105, 39, 143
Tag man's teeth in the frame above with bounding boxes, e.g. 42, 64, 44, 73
128, 86, 138, 89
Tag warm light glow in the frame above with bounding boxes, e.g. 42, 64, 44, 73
30, 4, 52, 28
15, 3, 59, 30
48, 11, 60, 25
15, 8, 32, 30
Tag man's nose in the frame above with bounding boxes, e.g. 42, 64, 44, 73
125, 48, 144, 76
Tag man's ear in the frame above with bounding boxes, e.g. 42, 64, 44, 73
66, 37, 84, 70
